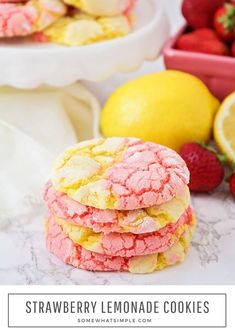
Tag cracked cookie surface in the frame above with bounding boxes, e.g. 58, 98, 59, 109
45, 181, 190, 234
52, 138, 190, 210
0, 0, 66, 37
46, 214, 196, 273
52, 207, 194, 257
37, 13, 131, 46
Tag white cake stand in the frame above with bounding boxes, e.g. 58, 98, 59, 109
0, 0, 169, 88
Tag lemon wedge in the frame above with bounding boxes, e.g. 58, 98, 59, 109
214, 92, 235, 162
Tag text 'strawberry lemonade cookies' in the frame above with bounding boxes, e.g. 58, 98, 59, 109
44, 138, 196, 274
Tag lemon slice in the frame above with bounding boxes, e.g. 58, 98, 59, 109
214, 92, 235, 162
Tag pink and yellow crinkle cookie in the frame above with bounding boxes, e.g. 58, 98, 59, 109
45, 137, 195, 273
45, 181, 190, 234
0, 1, 26, 2
0, 0, 66, 37
63, 0, 136, 16
35, 13, 132, 46
46, 213, 196, 274
49, 207, 193, 257
52, 138, 190, 210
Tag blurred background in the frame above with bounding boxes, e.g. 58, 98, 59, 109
85, 0, 184, 104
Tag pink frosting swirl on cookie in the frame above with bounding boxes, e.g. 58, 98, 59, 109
0, 4, 36, 37
52, 138, 190, 210
45, 181, 190, 234
0, 0, 66, 37
46, 212, 195, 273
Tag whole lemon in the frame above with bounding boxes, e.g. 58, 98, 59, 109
100, 70, 219, 151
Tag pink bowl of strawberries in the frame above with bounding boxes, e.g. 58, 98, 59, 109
163, 0, 235, 101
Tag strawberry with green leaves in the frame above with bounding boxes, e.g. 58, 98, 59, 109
182, 0, 227, 29
214, 3, 235, 41
180, 143, 226, 193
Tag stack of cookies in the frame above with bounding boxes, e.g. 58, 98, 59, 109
0, 0, 136, 46
44, 137, 196, 274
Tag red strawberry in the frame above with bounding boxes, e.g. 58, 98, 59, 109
193, 28, 220, 40
182, 0, 227, 29
214, 3, 235, 41
32, 32, 49, 43
229, 172, 235, 196
176, 29, 229, 56
180, 143, 225, 193
231, 41, 235, 55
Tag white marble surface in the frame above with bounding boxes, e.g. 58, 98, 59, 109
0, 183, 234, 285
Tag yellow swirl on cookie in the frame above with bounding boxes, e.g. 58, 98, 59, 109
41, 14, 131, 46
51, 138, 189, 210
63, 0, 135, 16
53, 206, 194, 258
